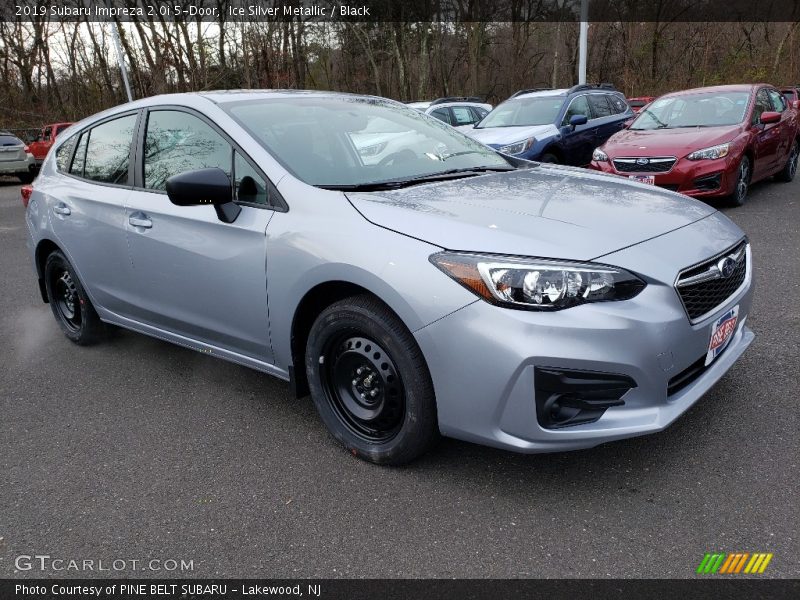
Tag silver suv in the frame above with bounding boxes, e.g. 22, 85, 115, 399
25, 91, 754, 464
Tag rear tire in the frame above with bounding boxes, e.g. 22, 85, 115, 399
17, 172, 34, 184
44, 250, 104, 345
728, 156, 751, 207
775, 140, 799, 182
305, 295, 439, 465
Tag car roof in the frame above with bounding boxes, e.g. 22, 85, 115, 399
513, 89, 569, 99
664, 84, 767, 98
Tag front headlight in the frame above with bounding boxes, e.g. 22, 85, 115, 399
687, 143, 731, 161
430, 252, 646, 310
592, 148, 609, 162
499, 137, 535, 156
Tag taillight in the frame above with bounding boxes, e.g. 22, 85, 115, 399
23, 145, 30, 153
21, 185, 33, 208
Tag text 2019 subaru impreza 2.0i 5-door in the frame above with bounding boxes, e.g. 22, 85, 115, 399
24, 91, 754, 464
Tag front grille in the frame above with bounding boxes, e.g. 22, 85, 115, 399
675, 240, 748, 321
613, 157, 676, 173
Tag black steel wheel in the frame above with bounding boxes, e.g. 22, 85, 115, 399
776, 140, 799, 182
306, 295, 438, 465
44, 250, 104, 345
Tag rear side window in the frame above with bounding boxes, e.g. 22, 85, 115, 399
70, 133, 88, 177
608, 94, 628, 114
588, 94, 613, 118
0, 135, 23, 146
144, 110, 232, 191
82, 114, 137, 184
430, 108, 452, 125
451, 106, 476, 125
768, 89, 786, 112
55, 136, 77, 172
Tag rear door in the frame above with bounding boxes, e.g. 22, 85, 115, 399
46, 113, 138, 315
767, 88, 794, 170
750, 88, 781, 179
587, 93, 620, 148
123, 107, 276, 363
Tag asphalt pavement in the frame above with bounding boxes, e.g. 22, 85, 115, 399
0, 175, 797, 579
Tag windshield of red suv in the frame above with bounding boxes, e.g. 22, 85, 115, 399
475, 96, 564, 128
630, 91, 750, 129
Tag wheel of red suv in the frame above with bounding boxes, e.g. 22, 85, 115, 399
775, 140, 799, 182
305, 295, 439, 465
44, 250, 104, 345
729, 156, 751, 206
539, 153, 559, 164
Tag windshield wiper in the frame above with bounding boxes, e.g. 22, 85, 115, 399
639, 109, 669, 129
318, 166, 515, 192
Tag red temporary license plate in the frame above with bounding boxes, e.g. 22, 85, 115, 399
705, 305, 738, 366
629, 175, 655, 185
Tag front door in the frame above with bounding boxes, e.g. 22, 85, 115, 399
123, 108, 275, 363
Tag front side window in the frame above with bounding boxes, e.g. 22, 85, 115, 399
144, 110, 232, 191
430, 108, 451, 124
234, 152, 268, 205
83, 114, 136, 184
562, 95, 591, 125
752, 89, 772, 125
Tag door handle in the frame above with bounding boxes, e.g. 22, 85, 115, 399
128, 215, 152, 229
53, 203, 71, 216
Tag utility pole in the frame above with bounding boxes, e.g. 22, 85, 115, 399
106, 3, 133, 102
578, 0, 589, 84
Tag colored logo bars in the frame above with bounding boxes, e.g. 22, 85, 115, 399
696, 552, 773, 574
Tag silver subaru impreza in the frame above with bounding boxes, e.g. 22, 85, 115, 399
25, 91, 754, 464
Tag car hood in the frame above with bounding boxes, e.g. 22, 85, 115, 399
466, 125, 558, 147
346, 165, 716, 261
603, 125, 742, 157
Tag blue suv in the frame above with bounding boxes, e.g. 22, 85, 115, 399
466, 84, 633, 165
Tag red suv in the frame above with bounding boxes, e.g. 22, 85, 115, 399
590, 84, 799, 205
28, 122, 73, 168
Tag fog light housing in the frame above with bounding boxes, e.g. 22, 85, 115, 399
535, 367, 636, 429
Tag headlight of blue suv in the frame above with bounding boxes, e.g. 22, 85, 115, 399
687, 143, 731, 160
592, 148, 609, 162
430, 252, 646, 310
498, 137, 535, 156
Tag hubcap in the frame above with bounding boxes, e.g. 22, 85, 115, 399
53, 268, 81, 331
321, 334, 405, 442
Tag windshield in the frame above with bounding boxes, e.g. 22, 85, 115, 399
222, 96, 510, 188
630, 92, 750, 130
475, 96, 563, 128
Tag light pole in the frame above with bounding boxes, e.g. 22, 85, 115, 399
578, 0, 588, 84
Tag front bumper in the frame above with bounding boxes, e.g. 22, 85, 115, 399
414, 216, 754, 453
590, 155, 738, 198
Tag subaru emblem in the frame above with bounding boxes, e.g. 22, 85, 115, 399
635, 158, 649, 165
717, 257, 736, 278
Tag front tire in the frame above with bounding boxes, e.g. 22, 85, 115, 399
729, 156, 751, 206
305, 295, 439, 465
539, 153, 560, 164
44, 250, 104, 345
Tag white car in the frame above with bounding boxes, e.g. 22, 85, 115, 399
0, 133, 35, 183
408, 97, 493, 131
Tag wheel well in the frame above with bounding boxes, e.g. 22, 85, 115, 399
34, 239, 61, 302
289, 281, 379, 398
540, 145, 563, 161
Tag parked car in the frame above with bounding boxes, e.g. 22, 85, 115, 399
590, 84, 800, 205
779, 85, 800, 107
26, 91, 753, 464
28, 122, 73, 168
407, 97, 493, 129
627, 96, 655, 113
0, 132, 35, 183
465, 84, 633, 165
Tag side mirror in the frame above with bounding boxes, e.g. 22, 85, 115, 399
569, 114, 588, 127
166, 167, 241, 223
759, 111, 781, 125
